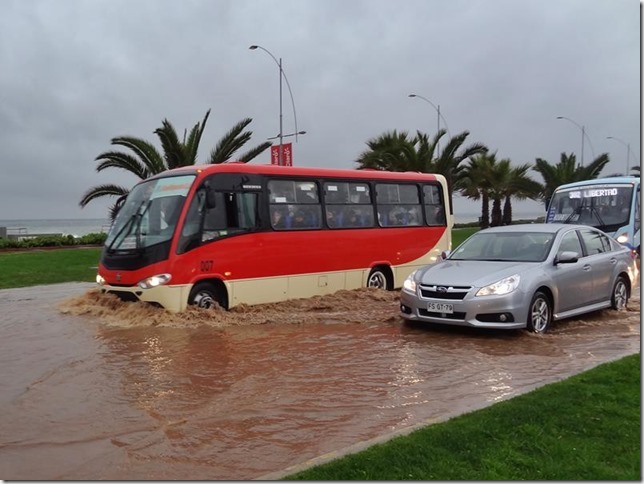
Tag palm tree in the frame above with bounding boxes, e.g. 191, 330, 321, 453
154, 110, 211, 168
498, 163, 542, 225
532, 152, 610, 209
207, 118, 271, 164
80, 110, 270, 219
355, 129, 487, 206
434, 131, 488, 203
458, 152, 497, 228
355, 130, 436, 172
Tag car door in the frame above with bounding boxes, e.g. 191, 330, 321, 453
578, 228, 616, 304
553, 229, 592, 312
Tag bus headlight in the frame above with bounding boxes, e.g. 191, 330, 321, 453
476, 274, 520, 297
616, 232, 629, 244
96, 274, 106, 285
402, 271, 418, 293
138, 274, 172, 289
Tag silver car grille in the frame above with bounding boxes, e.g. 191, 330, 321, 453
419, 284, 471, 300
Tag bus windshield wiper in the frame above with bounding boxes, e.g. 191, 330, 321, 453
563, 206, 582, 224
588, 205, 605, 227
134, 200, 153, 251
107, 200, 150, 252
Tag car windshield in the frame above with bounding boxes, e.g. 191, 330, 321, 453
105, 175, 196, 252
450, 231, 555, 262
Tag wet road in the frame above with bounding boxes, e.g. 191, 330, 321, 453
0, 283, 640, 480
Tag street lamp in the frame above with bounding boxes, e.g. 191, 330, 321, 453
606, 136, 633, 175
556, 116, 596, 167
249, 45, 303, 166
408, 93, 451, 158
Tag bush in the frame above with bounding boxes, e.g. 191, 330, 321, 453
0, 232, 107, 250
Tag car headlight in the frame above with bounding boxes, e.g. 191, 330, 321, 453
138, 273, 172, 289
402, 271, 418, 293
96, 274, 105, 285
616, 232, 629, 244
476, 274, 520, 297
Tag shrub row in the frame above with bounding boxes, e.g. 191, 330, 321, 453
0, 232, 107, 249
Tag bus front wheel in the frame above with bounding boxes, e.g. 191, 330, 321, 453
367, 267, 391, 291
188, 282, 226, 310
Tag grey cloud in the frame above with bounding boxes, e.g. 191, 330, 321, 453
0, 0, 639, 220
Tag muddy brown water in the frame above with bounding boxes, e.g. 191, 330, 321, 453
0, 283, 640, 480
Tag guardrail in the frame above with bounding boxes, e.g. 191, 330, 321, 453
0, 226, 62, 240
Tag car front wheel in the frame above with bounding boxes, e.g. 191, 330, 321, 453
527, 291, 551, 334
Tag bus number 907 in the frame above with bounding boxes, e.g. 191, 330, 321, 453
200, 260, 213, 272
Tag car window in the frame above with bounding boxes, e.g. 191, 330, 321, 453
579, 228, 612, 255
558, 231, 583, 256
451, 232, 553, 262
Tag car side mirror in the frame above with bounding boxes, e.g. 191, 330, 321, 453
555, 251, 579, 265
440, 250, 451, 260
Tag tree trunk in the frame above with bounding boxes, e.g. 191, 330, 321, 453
502, 196, 512, 225
491, 197, 502, 226
480, 193, 490, 228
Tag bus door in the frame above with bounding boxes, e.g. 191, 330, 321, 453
177, 173, 263, 254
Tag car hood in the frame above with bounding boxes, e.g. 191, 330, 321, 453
417, 260, 536, 288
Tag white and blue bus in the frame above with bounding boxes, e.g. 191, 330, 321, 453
546, 176, 640, 255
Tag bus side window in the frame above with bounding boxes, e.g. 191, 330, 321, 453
423, 184, 446, 226
376, 183, 421, 227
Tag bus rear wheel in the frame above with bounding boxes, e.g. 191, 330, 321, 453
367, 267, 391, 291
189, 282, 226, 310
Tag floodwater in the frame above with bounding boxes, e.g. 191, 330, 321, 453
0, 282, 640, 480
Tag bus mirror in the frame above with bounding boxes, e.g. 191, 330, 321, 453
201, 181, 216, 209
206, 189, 217, 209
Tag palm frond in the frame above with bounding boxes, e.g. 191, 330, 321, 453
110, 136, 166, 174
94, 151, 151, 179
237, 141, 272, 163
79, 184, 130, 207
208, 118, 254, 164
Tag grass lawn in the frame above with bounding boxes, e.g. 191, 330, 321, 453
452, 226, 478, 248
0, 227, 477, 291
0, 247, 102, 289
285, 354, 641, 480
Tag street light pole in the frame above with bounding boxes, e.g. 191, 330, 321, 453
250, 45, 303, 166
606, 136, 632, 174
278, 56, 283, 165
408, 93, 450, 158
556, 116, 588, 167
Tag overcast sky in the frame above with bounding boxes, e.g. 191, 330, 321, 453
0, 0, 640, 220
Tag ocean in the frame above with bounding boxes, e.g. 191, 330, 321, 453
0, 218, 111, 238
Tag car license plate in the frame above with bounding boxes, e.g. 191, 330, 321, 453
427, 302, 454, 314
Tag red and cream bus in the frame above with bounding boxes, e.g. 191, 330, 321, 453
96, 163, 452, 311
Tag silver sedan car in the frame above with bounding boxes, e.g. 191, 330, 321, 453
400, 223, 639, 333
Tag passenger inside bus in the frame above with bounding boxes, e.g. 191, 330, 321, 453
292, 210, 307, 228
271, 208, 287, 229
427, 205, 445, 225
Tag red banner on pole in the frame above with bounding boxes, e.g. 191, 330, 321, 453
270, 145, 280, 165
282, 143, 292, 166
270, 143, 293, 166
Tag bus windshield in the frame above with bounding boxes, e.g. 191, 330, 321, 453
547, 184, 633, 233
105, 175, 195, 252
